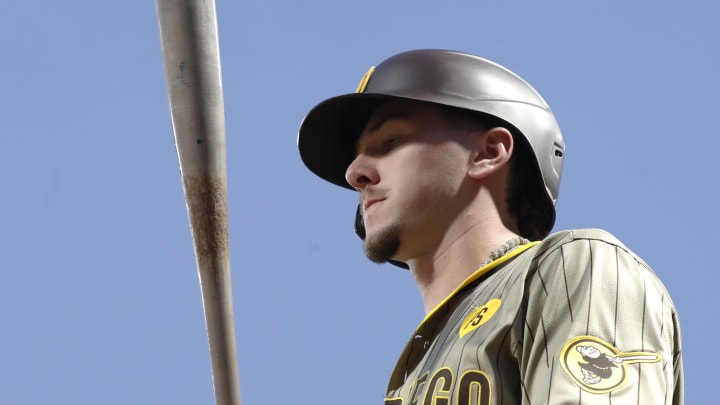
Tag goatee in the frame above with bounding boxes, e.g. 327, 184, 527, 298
364, 224, 401, 263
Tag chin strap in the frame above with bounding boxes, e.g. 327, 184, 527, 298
354, 204, 366, 239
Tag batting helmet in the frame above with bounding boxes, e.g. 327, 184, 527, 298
298, 49, 565, 250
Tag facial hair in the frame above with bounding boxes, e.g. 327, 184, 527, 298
363, 224, 401, 263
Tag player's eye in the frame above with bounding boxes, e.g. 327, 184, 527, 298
382, 137, 401, 152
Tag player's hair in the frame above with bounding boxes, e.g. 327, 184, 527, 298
442, 107, 552, 241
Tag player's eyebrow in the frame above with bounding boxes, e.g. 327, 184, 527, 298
355, 111, 411, 153
366, 111, 410, 133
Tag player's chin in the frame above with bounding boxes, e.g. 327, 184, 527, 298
363, 224, 401, 264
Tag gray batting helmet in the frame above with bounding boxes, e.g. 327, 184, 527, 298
298, 49, 565, 242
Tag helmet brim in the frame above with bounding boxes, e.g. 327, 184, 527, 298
298, 92, 397, 190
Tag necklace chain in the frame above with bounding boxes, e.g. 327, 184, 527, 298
480, 236, 530, 268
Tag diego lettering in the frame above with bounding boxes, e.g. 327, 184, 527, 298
385, 368, 491, 405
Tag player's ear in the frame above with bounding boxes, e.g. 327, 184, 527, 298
467, 127, 513, 180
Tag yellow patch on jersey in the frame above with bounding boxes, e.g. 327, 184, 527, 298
459, 299, 501, 338
355, 66, 375, 93
559, 335, 661, 394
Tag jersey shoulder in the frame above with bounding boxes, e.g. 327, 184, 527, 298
533, 228, 649, 267
539, 228, 628, 250
519, 229, 683, 402
525, 227, 676, 307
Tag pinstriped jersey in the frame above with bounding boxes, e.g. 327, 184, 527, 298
384, 229, 683, 405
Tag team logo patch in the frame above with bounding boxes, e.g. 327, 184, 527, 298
459, 299, 501, 337
355, 66, 375, 93
559, 336, 661, 394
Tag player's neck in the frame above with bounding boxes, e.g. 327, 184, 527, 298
407, 220, 520, 314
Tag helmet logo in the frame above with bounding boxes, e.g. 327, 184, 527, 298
355, 66, 375, 93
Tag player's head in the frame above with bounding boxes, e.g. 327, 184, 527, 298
577, 346, 601, 358
298, 49, 565, 264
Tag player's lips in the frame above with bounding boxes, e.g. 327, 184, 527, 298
363, 197, 385, 213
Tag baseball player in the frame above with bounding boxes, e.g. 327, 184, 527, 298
298, 50, 684, 404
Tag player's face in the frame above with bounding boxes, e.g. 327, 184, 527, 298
345, 100, 476, 263
578, 346, 600, 358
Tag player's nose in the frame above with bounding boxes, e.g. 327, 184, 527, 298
345, 154, 379, 190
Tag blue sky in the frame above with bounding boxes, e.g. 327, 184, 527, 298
1, 1, 716, 403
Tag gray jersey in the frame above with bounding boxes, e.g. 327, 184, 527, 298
385, 229, 683, 404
